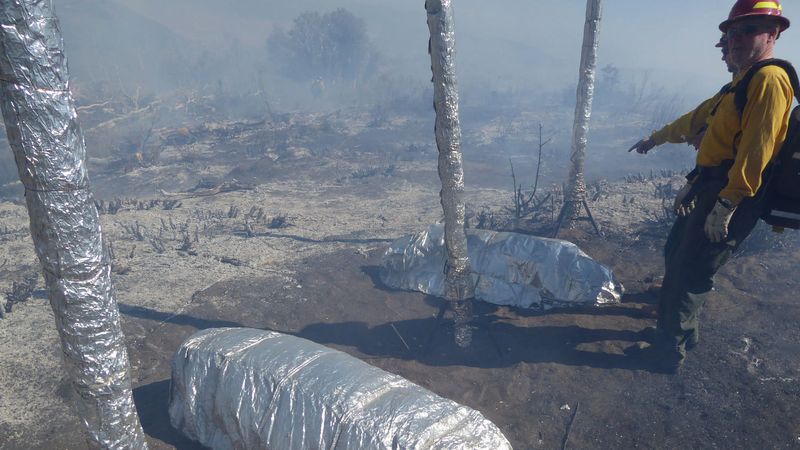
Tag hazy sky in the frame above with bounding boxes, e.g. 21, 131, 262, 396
110, 0, 799, 101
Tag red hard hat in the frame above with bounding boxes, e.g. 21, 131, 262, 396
719, 0, 790, 32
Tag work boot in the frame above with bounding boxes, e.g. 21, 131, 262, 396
627, 329, 685, 374
686, 329, 699, 351
624, 341, 685, 374
639, 326, 699, 351
638, 326, 662, 343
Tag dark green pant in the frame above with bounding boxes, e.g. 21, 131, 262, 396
658, 178, 764, 353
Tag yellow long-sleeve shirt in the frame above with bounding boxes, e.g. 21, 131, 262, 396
650, 64, 793, 205
701, 65, 793, 204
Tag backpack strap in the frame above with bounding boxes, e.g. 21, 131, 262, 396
724, 59, 800, 157
708, 81, 734, 117
733, 58, 800, 118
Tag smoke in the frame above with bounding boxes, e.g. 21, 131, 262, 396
0, 0, 785, 190
59, 0, 784, 108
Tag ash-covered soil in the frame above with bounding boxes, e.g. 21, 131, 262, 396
1, 104, 799, 449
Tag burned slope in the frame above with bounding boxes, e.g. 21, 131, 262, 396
1, 97, 799, 449
2, 154, 799, 449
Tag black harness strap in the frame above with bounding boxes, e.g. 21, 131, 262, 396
734, 58, 800, 116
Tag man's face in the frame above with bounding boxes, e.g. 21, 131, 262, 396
718, 39, 737, 74
723, 52, 737, 74
726, 18, 779, 68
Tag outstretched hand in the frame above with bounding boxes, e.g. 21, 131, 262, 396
628, 137, 656, 154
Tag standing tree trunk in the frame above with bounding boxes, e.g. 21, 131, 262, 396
426, 0, 473, 347
0, 1, 147, 448
563, 0, 603, 222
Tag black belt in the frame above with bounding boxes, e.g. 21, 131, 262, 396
695, 160, 734, 180
685, 160, 734, 182
680, 160, 734, 207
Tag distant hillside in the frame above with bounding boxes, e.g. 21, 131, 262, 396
110, 0, 276, 48
56, 0, 198, 94
111, 0, 568, 90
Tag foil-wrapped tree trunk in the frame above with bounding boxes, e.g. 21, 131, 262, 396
425, 0, 474, 347
0, 1, 147, 448
563, 0, 603, 223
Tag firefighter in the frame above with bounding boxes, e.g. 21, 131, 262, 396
627, 0, 794, 373
716, 33, 738, 75
628, 34, 738, 216
629, 34, 736, 155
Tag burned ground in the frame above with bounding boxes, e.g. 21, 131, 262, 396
1, 96, 799, 449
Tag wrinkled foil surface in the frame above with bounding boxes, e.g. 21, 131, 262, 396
565, 0, 603, 215
0, 1, 146, 448
381, 224, 623, 308
426, 0, 474, 346
170, 328, 513, 450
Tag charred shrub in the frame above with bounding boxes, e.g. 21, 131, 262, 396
3, 273, 38, 317
337, 165, 396, 183
268, 213, 292, 229
473, 207, 504, 231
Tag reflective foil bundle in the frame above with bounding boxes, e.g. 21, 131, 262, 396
170, 327, 513, 449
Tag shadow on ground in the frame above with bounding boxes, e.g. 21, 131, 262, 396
346, 264, 663, 372
297, 303, 664, 372
133, 380, 207, 450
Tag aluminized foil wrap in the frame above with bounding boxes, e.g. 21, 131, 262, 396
565, 0, 603, 215
381, 224, 622, 308
170, 327, 513, 450
426, 0, 474, 346
0, 1, 146, 448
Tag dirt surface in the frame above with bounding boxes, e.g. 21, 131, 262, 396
2, 107, 800, 449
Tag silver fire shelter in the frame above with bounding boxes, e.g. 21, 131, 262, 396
170, 328, 513, 449
381, 224, 623, 309
0, 1, 147, 448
